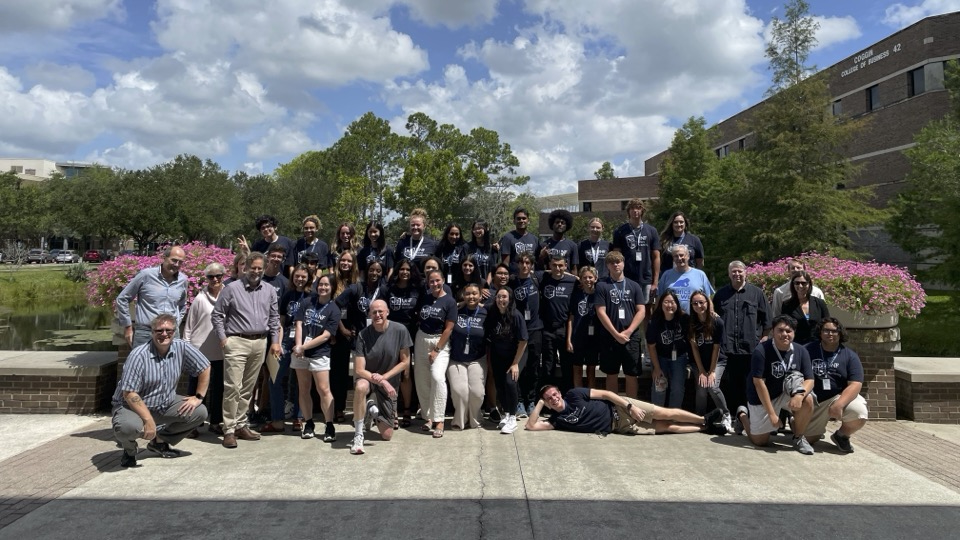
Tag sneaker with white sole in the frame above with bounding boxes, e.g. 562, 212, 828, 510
722, 413, 733, 434
350, 433, 365, 455
500, 415, 518, 434
516, 404, 528, 419
793, 435, 814, 455
301, 419, 315, 439
498, 414, 508, 429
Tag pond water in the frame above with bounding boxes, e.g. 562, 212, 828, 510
0, 301, 115, 351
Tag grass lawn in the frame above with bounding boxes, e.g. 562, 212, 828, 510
0, 265, 87, 305
899, 289, 960, 357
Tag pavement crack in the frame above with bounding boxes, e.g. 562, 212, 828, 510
477, 429, 487, 540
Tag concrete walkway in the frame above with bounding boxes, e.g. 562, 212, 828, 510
0, 414, 958, 539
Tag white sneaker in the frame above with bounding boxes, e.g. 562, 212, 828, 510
350, 433, 365, 455
498, 414, 508, 429
722, 413, 733, 434
500, 415, 518, 434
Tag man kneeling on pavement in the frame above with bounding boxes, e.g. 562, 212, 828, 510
112, 314, 210, 467
524, 385, 727, 435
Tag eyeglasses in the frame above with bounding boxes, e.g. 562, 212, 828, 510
821, 329, 839, 335
794, 281, 809, 286
153, 328, 175, 335
206, 274, 224, 280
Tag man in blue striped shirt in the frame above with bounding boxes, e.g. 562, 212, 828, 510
116, 246, 189, 348
112, 314, 211, 468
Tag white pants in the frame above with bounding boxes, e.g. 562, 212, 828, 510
447, 360, 487, 429
415, 332, 450, 423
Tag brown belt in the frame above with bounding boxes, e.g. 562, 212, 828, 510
230, 333, 266, 340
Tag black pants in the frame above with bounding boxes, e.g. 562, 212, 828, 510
331, 337, 353, 414
518, 328, 542, 407
540, 326, 574, 393
720, 353, 752, 413
188, 360, 224, 424
491, 348, 527, 415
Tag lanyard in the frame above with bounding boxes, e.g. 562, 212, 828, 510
465, 305, 480, 336
590, 241, 601, 264
411, 235, 425, 259
674, 232, 685, 245
819, 345, 838, 364
774, 343, 794, 371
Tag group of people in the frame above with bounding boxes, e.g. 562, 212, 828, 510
110, 200, 868, 466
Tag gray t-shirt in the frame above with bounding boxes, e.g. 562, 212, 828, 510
353, 322, 413, 387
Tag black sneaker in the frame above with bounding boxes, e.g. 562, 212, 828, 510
119, 451, 137, 468
322, 423, 336, 443
488, 407, 502, 424
146, 440, 181, 458
831, 431, 854, 453
301, 419, 315, 439
703, 409, 726, 436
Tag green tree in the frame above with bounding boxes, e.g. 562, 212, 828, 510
594, 161, 617, 179
733, 0, 883, 261
0, 172, 46, 244
888, 60, 960, 285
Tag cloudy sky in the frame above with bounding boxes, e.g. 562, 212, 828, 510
1, 0, 958, 195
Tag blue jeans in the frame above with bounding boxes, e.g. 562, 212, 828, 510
269, 338, 294, 422
651, 353, 689, 409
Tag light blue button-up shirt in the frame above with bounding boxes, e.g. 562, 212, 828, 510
115, 266, 188, 328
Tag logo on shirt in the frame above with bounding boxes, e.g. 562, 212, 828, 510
403, 246, 424, 259
457, 315, 482, 328
389, 295, 415, 311
357, 296, 372, 314
549, 248, 568, 258
420, 305, 444, 320
578, 299, 588, 316
771, 361, 787, 379
813, 359, 828, 378
514, 282, 534, 301
514, 241, 533, 255
673, 278, 691, 288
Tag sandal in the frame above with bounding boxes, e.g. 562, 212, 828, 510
421, 423, 433, 432
292, 418, 303, 431
400, 416, 412, 428
432, 428, 444, 438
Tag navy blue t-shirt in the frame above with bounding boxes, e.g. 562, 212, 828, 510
279, 289, 309, 339
509, 273, 543, 331
253, 235, 297, 270
539, 273, 577, 330
262, 273, 289, 303
645, 314, 691, 360
466, 241, 498, 279
540, 237, 579, 270
335, 282, 386, 332
357, 245, 394, 276
438, 244, 468, 283
691, 316, 727, 368
417, 293, 457, 335
294, 238, 330, 269
484, 309, 529, 359
295, 297, 341, 358
386, 283, 421, 326
805, 343, 864, 401
499, 230, 539, 273
612, 222, 659, 285
394, 235, 438, 269
548, 388, 613, 434
747, 341, 813, 405
569, 287, 598, 345
578, 239, 610, 279
594, 276, 644, 334
449, 305, 487, 362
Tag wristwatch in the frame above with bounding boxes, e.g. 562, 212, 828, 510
195, 393, 205, 400
625, 403, 633, 412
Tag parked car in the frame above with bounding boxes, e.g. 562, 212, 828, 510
27, 249, 53, 264
83, 250, 105, 263
56, 250, 80, 264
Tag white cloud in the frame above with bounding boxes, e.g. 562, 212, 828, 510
0, 0, 122, 32
23, 62, 97, 92
386, 0, 767, 193
813, 15, 862, 50
883, 0, 960, 27
248, 127, 318, 160
84, 142, 168, 170
243, 162, 264, 175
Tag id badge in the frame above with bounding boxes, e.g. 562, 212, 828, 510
464, 342, 470, 355
671, 349, 677, 361
524, 310, 531, 320
635, 252, 642, 262
822, 379, 831, 391
366, 318, 372, 327
618, 308, 626, 319
447, 273, 453, 284
288, 328, 295, 339
588, 325, 594, 336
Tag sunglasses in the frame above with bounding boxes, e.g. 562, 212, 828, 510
206, 274, 224, 279
153, 328, 175, 335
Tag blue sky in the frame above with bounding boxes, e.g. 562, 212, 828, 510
1, 0, 958, 195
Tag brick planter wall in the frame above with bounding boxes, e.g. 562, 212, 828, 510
0, 356, 117, 414
859, 354, 896, 421
896, 379, 960, 424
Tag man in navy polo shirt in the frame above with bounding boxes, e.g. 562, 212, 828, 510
736, 315, 816, 455
804, 318, 868, 453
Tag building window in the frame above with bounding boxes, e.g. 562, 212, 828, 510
738, 138, 745, 151
9, 166, 23, 174
620, 200, 628, 211
832, 100, 842, 116
908, 67, 925, 97
866, 85, 880, 111
582, 202, 592, 212
24, 168, 36, 175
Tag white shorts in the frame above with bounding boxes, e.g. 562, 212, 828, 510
747, 392, 793, 434
291, 355, 331, 372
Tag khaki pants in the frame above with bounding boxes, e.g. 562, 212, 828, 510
222, 335, 267, 434
447, 360, 487, 429
805, 394, 869, 438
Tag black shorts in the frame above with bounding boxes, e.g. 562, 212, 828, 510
571, 337, 601, 366
598, 331, 641, 376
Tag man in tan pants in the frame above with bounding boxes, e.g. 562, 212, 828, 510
212, 252, 282, 448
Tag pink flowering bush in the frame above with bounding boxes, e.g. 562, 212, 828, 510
87, 242, 236, 309
745, 252, 926, 318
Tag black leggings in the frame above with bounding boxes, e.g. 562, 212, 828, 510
491, 349, 528, 415
330, 337, 353, 414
